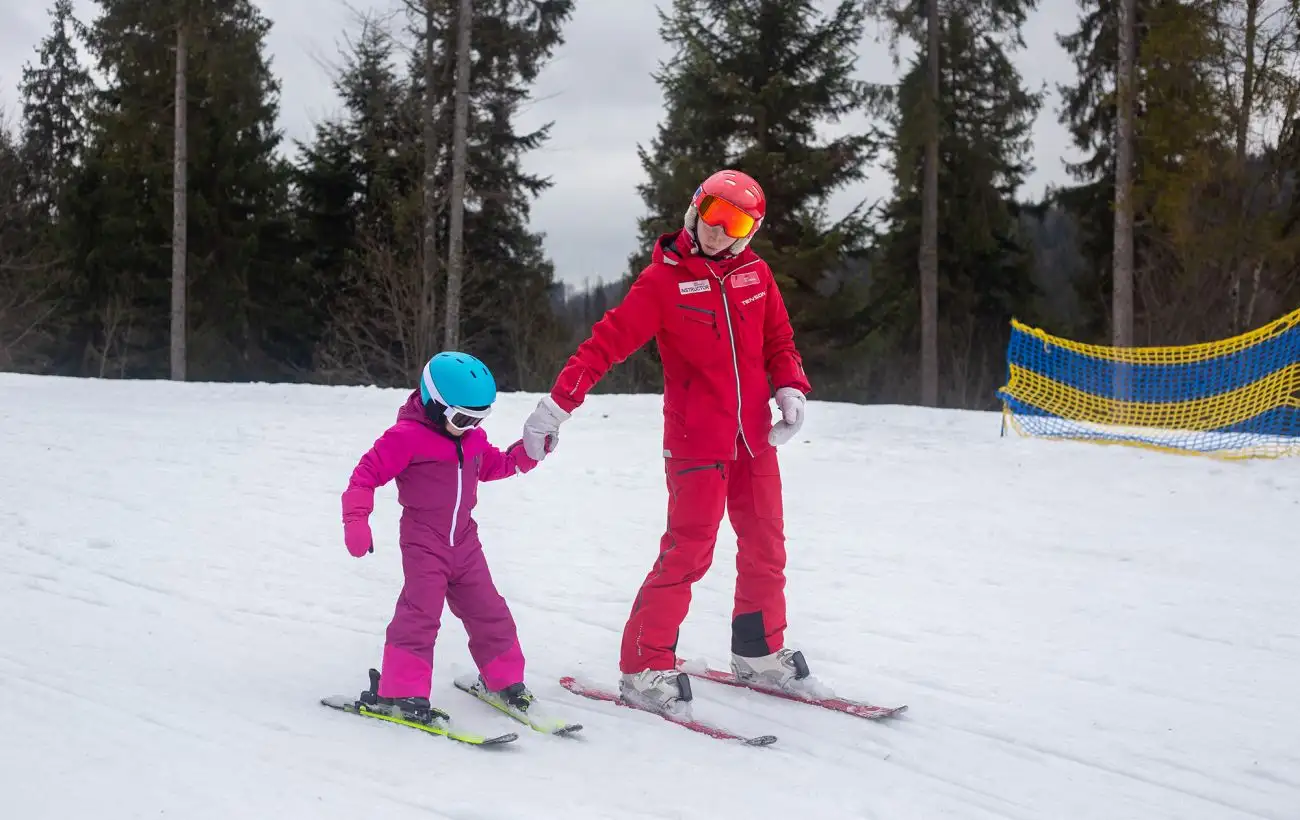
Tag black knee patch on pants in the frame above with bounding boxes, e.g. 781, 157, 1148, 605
731, 611, 770, 657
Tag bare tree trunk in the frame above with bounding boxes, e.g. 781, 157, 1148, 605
443, 0, 472, 349
171, 17, 188, 380
1110, 0, 1136, 424
1113, 0, 1135, 350
421, 0, 439, 358
1236, 0, 1260, 162
919, 0, 940, 406
1244, 262, 1262, 328
1232, 0, 1259, 334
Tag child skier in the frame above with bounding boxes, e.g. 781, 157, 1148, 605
341, 351, 542, 725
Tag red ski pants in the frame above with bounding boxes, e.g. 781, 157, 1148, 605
619, 441, 788, 674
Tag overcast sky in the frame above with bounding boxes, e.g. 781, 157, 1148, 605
0, 0, 1083, 290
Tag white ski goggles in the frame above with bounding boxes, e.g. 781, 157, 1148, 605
441, 403, 491, 430
422, 364, 493, 430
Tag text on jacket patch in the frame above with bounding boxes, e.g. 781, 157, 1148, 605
678, 279, 710, 295
731, 271, 761, 288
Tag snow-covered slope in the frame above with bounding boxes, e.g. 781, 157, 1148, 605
3, 373, 1298, 819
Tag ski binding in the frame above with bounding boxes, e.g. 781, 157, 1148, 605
676, 657, 908, 720
559, 675, 776, 746
320, 668, 517, 746
453, 673, 583, 736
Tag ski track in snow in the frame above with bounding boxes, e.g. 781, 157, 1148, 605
2, 373, 1298, 819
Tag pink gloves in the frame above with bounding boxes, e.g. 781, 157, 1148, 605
344, 519, 372, 557
341, 487, 375, 557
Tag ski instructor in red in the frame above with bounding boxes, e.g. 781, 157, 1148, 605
520, 169, 829, 720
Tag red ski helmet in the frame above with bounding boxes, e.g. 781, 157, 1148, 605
684, 169, 766, 256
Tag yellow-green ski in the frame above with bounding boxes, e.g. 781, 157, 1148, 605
320, 695, 518, 746
453, 673, 583, 735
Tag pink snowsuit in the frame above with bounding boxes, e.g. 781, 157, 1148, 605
341, 391, 539, 699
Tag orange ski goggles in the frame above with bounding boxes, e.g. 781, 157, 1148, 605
696, 194, 758, 239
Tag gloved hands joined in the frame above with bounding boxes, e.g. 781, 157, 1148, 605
522, 395, 571, 460
768, 386, 806, 446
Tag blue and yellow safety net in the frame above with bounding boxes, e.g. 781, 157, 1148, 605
997, 307, 1300, 459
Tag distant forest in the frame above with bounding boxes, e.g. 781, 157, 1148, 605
4, 0, 1299, 408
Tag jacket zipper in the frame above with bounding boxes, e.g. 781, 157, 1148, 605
706, 260, 758, 458
450, 437, 464, 547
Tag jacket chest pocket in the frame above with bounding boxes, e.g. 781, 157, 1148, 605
671, 303, 728, 360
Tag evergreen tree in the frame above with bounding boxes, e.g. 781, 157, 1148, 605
18, 0, 93, 225
306, 1, 573, 390
187, 2, 298, 378
289, 118, 363, 363
869, 4, 1042, 407
296, 17, 425, 382
1055, 0, 1231, 344
1, 119, 61, 371
628, 0, 881, 395
7, 0, 93, 371
64, 0, 298, 379
451, 0, 573, 387
867, 0, 1041, 404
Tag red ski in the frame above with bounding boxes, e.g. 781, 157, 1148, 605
558, 676, 777, 747
675, 660, 908, 721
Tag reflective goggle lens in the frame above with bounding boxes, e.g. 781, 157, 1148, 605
697, 195, 756, 238
448, 412, 483, 429
445, 405, 490, 430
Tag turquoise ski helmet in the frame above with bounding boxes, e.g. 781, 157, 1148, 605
419, 352, 497, 427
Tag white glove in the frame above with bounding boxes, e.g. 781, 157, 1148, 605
768, 387, 806, 446
522, 396, 570, 460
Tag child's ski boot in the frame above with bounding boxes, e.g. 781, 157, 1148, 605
357, 668, 450, 725
496, 681, 535, 713
454, 673, 582, 735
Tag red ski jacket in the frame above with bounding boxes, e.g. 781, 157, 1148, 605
548, 229, 812, 461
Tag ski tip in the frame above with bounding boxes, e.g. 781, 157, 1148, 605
858, 704, 909, 720
448, 725, 520, 745
481, 732, 520, 745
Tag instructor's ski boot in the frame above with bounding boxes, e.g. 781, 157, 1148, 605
619, 668, 694, 720
730, 648, 834, 699
357, 668, 450, 725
